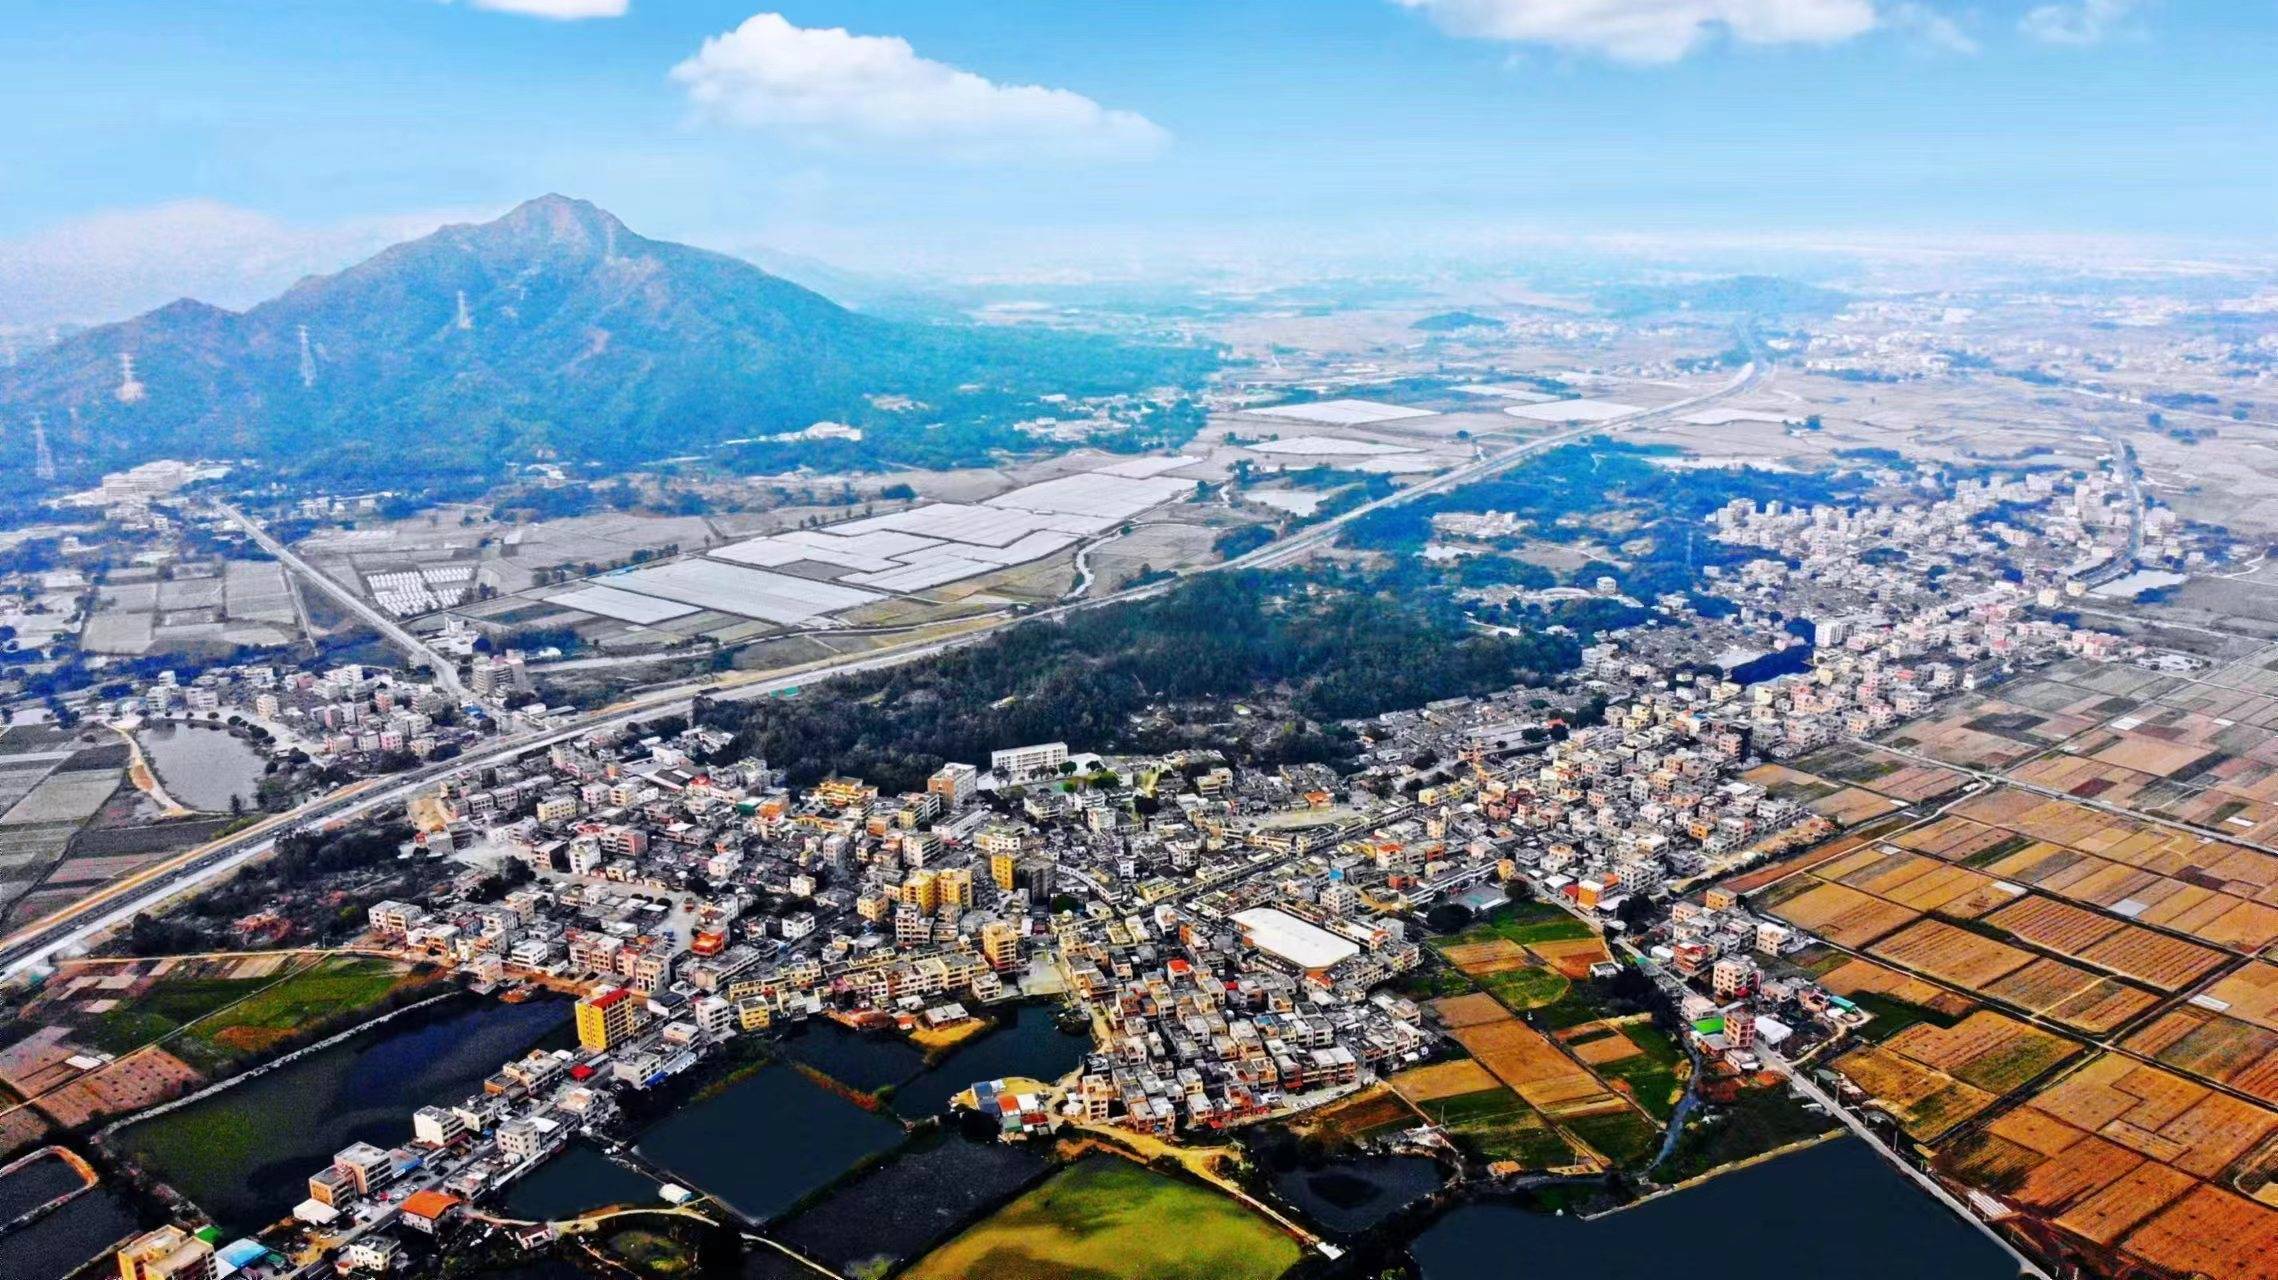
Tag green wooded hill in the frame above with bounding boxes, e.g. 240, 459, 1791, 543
0, 195, 1214, 488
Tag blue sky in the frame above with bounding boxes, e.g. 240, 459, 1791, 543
1, 0, 2273, 322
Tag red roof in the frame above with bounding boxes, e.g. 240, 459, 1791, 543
588, 988, 631, 1009
402, 1190, 461, 1220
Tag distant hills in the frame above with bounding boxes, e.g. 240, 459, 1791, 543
0, 196, 1214, 491
1593, 275, 1850, 319
1410, 310, 1506, 333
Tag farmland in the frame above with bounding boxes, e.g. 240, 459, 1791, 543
903, 1156, 1301, 1280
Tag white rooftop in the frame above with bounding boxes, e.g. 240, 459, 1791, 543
1232, 907, 1360, 971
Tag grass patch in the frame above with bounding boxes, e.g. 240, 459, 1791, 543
1417, 1089, 1574, 1168
1593, 1026, 1686, 1121
1480, 967, 1569, 1012
1652, 1084, 1840, 1184
1561, 1109, 1661, 1169
905, 1157, 1300, 1280
172, 957, 420, 1069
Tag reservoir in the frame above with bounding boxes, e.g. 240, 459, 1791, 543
500, 1141, 661, 1222
1410, 1137, 2022, 1280
634, 1064, 904, 1223
0, 1187, 139, 1280
113, 994, 570, 1235
891, 1005, 1092, 1119
135, 721, 267, 812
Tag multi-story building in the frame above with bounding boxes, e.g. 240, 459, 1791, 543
117, 1227, 217, 1280
574, 987, 641, 1051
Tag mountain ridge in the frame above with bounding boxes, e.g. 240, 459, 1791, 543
0, 195, 1212, 491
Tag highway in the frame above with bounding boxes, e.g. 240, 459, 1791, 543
0, 361, 1764, 980
220, 502, 469, 700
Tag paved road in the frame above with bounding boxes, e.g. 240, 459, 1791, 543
220, 502, 469, 700
0, 364, 1765, 979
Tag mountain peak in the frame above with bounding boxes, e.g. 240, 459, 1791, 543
483, 194, 632, 256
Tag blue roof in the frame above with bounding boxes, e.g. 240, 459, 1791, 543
219, 1239, 270, 1266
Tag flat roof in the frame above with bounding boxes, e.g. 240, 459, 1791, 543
1232, 907, 1360, 971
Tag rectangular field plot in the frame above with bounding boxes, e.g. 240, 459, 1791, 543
1934, 1053, 2278, 1279
604, 561, 881, 624
1984, 897, 2229, 991
2125, 1005, 2278, 1106
1757, 880, 1921, 948
1502, 398, 1643, 423
544, 585, 700, 625
1244, 398, 1438, 426
984, 472, 1193, 525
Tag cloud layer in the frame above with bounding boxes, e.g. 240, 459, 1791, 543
670, 13, 1167, 161
467, 0, 628, 19
2019, 0, 2138, 45
1392, 0, 1881, 62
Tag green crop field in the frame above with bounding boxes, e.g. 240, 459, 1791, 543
171, 957, 422, 1069
906, 1157, 1300, 1280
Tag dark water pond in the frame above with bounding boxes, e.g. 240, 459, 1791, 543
137, 721, 266, 811
1411, 1138, 2022, 1280
115, 994, 571, 1235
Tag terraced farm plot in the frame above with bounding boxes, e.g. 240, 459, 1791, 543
1388, 1060, 1498, 1104
1881, 1010, 2080, 1094
1409, 1087, 1576, 1168
2124, 1007, 2278, 1105
1828, 1042, 2000, 1142
1938, 1051, 2278, 1280
1293, 1086, 1414, 1147
1868, 919, 2036, 991
1759, 880, 1921, 948
1985, 897, 2228, 991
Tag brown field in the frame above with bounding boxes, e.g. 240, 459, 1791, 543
1429, 993, 1511, 1029
1764, 881, 1922, 948
2123, 1007, 2278, 1105
1984, 896, 2228, 990
1528, 936, 1614, 977
1892, 815, 2018, 863
2119, 1184, 2278, 1280
1439, 938, 1534, 975
1572, 1033, 1644, 1067
2020, 1054, 2278, 1178
1883, 1010, 2079, 1095
2196, 960, 2278, 1031
1717, 823, 1887, 894
1983, 959, 2160, 1035
1809, 787, 1906, 826
1818, 958, 1976, 1017
31, 1046, 202, 1127
1869, 919, 2036, 991
1388, 1060, 1499, 1104
1295, 1085, 1416, 1145
1828, 1043, 1998, 1142
1452, 1017, 1609, 1111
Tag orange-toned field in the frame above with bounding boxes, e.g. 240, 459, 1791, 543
1829, 1043, 1999, 1142
1388, 1059, 1499, 1104
1763, 881, 1921, 948
1938, 1053, 2278, 1278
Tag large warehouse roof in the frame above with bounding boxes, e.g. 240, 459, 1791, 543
1232, 907, 1360, 971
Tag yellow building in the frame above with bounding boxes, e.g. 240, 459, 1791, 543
574, 987, 640, 1051
936, 867, 974, 910
899, 870, 941, 913
980, 920, 1021, 972
118, 1228, 217, 1280
990, 851, 1019, 893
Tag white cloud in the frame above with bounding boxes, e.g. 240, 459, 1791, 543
466, 0, 628, 18
669, 13, 1168, 161
1391, 0, 1881, 62
0, 201, 468, 327
2019, 0, 2138, 44
1889, 2, 1978, 53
